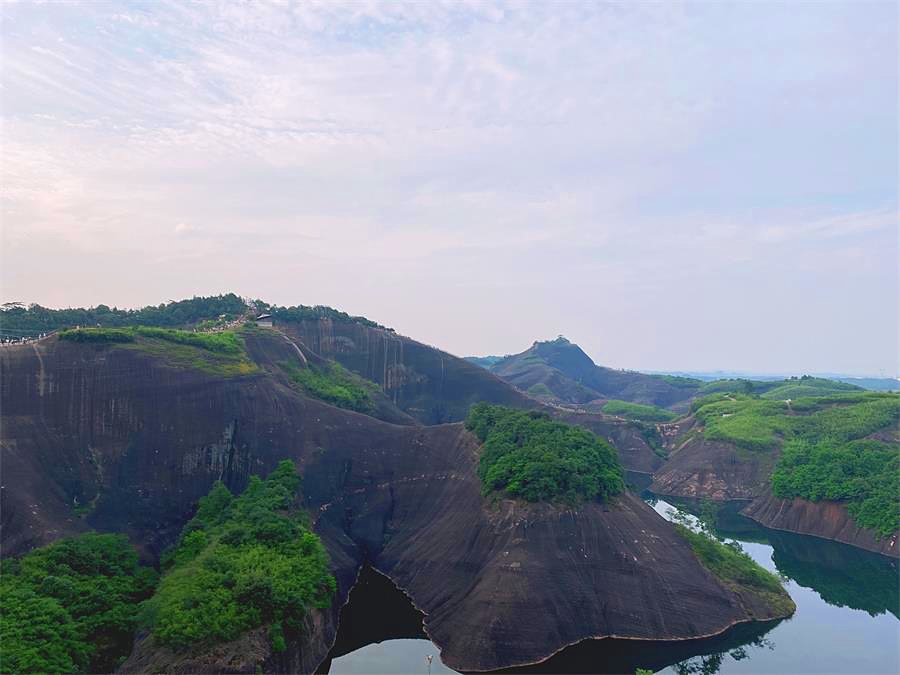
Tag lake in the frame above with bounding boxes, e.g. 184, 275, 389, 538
326, 496, 899, 674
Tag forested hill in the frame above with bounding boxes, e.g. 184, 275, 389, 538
0, 294, 387, 340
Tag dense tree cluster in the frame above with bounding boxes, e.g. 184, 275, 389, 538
772, 439, 899, 537
143, 460, 335, 652
255, 300, 386, 329
0, 294, 247, 338
0, 534, 158, 674
466, 403, 624, 503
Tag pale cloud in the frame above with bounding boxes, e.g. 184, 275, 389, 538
0, 1, 896, 375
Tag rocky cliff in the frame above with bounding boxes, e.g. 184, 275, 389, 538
277, 319, 535, 424
649, 418, 898, 558
1, 331, 791, 673
742, 493, 899, 559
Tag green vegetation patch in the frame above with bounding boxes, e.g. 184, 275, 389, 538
602, 399, 678, 423
143, 460, 335, 652
690, 391, 900, 536
466, 403, 624, 503
672, 524, 794, 616
254, 300, 386, 329
280, 360, 374, 412
526, 382, 554, 398
2, 294, 247, 338
772, 439, 899, 537
60, 326, 258, 377
651, 374, 703, 389
0, 533, 158, 674
760, 377, 862, 400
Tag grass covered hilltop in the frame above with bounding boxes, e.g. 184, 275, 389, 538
466, 403, 624, 502
59, 326, 258, 377
690, 391, 900, 537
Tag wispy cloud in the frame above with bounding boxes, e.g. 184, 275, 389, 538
1, 1, 896, 375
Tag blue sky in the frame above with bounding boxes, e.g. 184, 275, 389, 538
1, 1, 897, 375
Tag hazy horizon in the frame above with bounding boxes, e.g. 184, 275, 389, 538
2, 2, 897, 377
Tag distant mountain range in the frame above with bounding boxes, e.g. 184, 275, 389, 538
467, 344, 897, 395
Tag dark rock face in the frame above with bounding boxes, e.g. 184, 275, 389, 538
649, 419, 898, 558
277, 320, 535, 424
741, 493, 899, 559
555, 411, 665, 475
650, 435, 774, 501
1, 333, 788, 673
489, 338, 697, 408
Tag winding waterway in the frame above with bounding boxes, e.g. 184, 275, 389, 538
327, 496, 899, 675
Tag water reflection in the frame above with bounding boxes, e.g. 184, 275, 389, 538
326, 498, 898, 675
651, 495, 900, 619
651, 495, 900, 675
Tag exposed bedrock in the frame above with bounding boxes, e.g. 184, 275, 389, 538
278, 320, 535, 424
1, 335, 790, 673
649, 427, 774, 502
648, 421, 898, 558
741, 492, 899, 559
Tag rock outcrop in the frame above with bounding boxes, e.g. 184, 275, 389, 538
277, 319, 535, 424
741, 492, 899, 559
1, 331, 791, 673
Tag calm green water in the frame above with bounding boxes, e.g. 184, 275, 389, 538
328, 498, 899, 674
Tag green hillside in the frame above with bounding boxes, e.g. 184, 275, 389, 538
690, 392, 900, 536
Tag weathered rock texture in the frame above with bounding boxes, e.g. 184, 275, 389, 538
742, 492, 899, 559
1, 331, 789, 673
278, 320, 535, 424
650, 436, 774, 501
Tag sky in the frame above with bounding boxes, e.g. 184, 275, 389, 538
1, 1, 897, 376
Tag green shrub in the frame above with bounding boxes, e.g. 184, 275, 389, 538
690, 390, 899, 535
772, 439, 899, 537
143, 461, 335, 652
602, 399, 677, 423
672, 524, 793, 615
280, 361, 373, 412
465, 403, 624, 503
0, 534, 158, 674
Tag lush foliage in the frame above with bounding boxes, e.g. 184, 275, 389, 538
1, 294, 247, 339
0, 534, 158, 674
602, 399, 678, 423
281, 360, 374, 412
672, 524, 793, 615
466, 403, 624, 503
772, 439, 899, 536
60, 327, 257, 377
254, 300, 386, 330
143, 461, 335, 651
690, 391, 899, 535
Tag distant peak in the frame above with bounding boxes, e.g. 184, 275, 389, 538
534, 335, 571, 346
